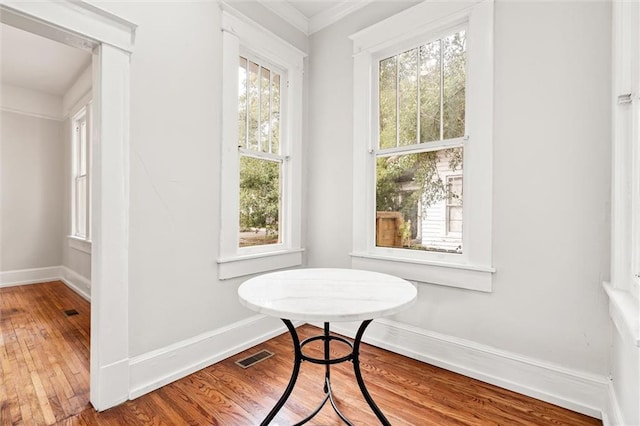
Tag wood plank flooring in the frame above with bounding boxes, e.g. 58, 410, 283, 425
2, 281, 602, 425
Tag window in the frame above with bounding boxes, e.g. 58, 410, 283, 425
218, 8, 305, 280
351, 0, 494, 292
375, 29, 466, 254
72, 106, 90, 241
238, 56, 283, 248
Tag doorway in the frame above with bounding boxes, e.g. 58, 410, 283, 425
0, 2, 135, 411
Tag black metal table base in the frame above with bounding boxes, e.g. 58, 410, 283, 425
260, 320, 391, 426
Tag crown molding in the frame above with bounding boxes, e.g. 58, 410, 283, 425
258, 0, 309, 34
257, 0, 374, 36
308, 0, 372, 34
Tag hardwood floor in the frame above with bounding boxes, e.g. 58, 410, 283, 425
2, 282, 601, 425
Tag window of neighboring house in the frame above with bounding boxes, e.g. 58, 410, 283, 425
218, 8, 305, 280
446, 175, 463, 236
351, 0, 494, 292
72, 106, 90, 241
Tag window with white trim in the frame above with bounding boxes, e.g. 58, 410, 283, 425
218, 8, 305, 280
238, 56, 284, 248
71, 106, 91, 241
350, 0, 494, 292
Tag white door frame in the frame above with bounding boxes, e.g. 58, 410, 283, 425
0, 1, 136, 410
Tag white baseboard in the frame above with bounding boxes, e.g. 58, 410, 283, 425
1, 265, 91, 301
602, 382, 624, 426
128, 314, 299, 400
318, 318, 609, 420
91, 357, 130, 411
60, 266, 91, 301
0, 265, 61, 287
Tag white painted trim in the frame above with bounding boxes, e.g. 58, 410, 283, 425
219, 7, 305, 280
68, 235, 92, 254
0, 265, 90, 300
350, 0, 494, 292
603, 282, 640, 348
308, 0, 372, 35
218, 249, 304, 280
602, 382, 625, 426
256, 0, 309, 35
0, 266, 61, 287
0, 2, 134, 411
129, 315, 301, 399
0, 1, 136, 53
60, 266, 91, 301
254, 0, 373, 35
320, 319, 608, 419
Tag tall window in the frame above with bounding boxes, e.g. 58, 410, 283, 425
72, 106, 90, 240
351, 0, 494, 292
219, 10, 304, 280
237, 56, 284, 248
376, 29, 466, 254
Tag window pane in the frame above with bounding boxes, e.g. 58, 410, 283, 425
260, 66, 270, 152
443, 30, 466, 140
239, 156, 280, 247
375, 147, 463, 253
271, 74, 280, 154
419, 40, 441, 143
398, 48, 418, 146
379, 57, 397, 149
248, 61, 260, 151
238, 57, 248, 149
79, 118, 87, 175
76, 176, 87, 238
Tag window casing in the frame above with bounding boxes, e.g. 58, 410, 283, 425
350, 0, 494, 292
218, 8, 305, 280
71, 106, 91, 241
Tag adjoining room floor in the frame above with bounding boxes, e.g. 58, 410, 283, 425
1, 282, 601, 425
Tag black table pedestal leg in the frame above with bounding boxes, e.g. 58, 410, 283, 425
352, 320, 392, 426
260, 319, 301, 426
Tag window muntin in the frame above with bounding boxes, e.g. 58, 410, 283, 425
375, 28, 466, 254
72, 107, 90, 240
237, 55, 285, 248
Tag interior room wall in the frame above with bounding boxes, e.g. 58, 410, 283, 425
307, 0, 611, 393
62, 65, 93, 287
94, 1, 308, 361
0, 109, 64, 273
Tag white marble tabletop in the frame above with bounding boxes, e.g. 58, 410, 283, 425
238, 268, 417, 322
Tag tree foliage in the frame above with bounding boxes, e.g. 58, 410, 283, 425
376, 31, 466, 224
239, 156, 280, 236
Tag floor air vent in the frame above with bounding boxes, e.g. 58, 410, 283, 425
64, 309, 79, 316
235, 349, 274, 369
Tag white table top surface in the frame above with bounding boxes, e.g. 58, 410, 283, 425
238, 268, 417, 322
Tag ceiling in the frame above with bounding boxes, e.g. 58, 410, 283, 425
0, 1, 363, 96
260, 0, 372, 35
1, 23, 92, 96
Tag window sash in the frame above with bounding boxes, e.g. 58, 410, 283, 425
72, 109, 90, 240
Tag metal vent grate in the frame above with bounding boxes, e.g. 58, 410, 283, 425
64, 309, 79, 316
235, 349, 274, 369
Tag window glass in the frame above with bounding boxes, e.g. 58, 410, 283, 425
375, 146, 463, 252
238, 56, 283, 248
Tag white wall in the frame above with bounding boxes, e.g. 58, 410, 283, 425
308, 0, 611, 392
93, 1, 307, 360
62, 66, 93, 285
0, 110, 64, 272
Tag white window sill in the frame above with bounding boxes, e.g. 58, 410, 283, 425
217, 248, 304, 280
350, 252, 494, 292
603, 281, 640, 348
68, 235, 92, 254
